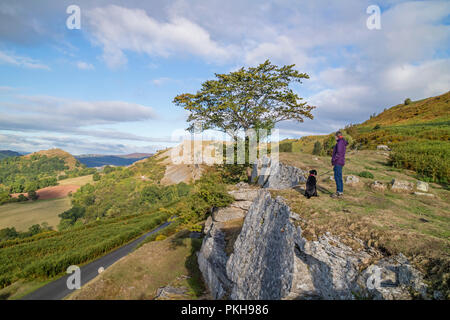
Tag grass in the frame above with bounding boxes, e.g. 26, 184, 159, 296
0, 174, 94, 232
58, 174, 93, 186
275, 150, 450, 297
0, 279, 51, 300
67, 232, 206, 300
0, 197, 71, 231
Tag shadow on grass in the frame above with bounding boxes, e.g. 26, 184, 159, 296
184, 238, 206, 297
167, 231, 206, 297
292, 185, 333, 196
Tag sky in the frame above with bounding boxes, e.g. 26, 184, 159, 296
0, 0, 449, 155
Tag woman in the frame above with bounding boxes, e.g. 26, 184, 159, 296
331, 131, 348, 198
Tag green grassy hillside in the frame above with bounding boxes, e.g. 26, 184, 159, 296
280, 91, 450, 183
0, 149, 96, 204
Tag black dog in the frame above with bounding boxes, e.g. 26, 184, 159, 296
305, 170, 318, 199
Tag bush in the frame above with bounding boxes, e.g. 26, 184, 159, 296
373, 124, 381, 130
279, 142, 293, 152
155, 235, 167, 241
93, 172, 101, 181
390, 140, 449, 183
17, 194, 28, 202
312, 141, 322, 155
404, 98, 412, 105
28, 190, 39, 201
358, 171, 374, 179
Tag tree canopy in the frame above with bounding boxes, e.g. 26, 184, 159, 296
173, 60, 315, 138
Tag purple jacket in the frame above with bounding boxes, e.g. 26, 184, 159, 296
332, 138, 348, 166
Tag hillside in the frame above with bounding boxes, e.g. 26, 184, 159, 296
0, 149, 96, 205
24, 149, 79, 171
0, 151, 21, 160
279, 92, 450, 183
361, 91, 450, 127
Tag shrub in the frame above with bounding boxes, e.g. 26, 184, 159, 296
373, 124, 381, 130
358, 171, 374, 179
28, 190, 39, 201
17, 194, 28, 202
279, 142, 293, 152
93, 172, 101, 181
390, 140, 449, 183
155, 235, 167, 241
404, 98, 412, 105
312, 141, 322, 155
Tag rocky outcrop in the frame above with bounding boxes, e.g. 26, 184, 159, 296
370, 181, 386, 192
358, 253, 427, 300
390, 179, 414, 193
345, 175, 360, 186
251, 156, 307, 189
416, 181, 429, 192
198, 189, 429, 300
377, 145, 391, 151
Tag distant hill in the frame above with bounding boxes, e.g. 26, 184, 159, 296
76, 154, 153, 168
24, 148, 80, 170
0, 150, 21, 160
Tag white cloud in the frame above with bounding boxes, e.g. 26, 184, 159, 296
0, 50, 50, 70
76, 61, 95, 70
0, 93, 160, 142
382, 59, 450, 98
1, 0, 449, 140
85, 5, 235, 68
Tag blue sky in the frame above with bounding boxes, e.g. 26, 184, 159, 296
0, 0, 449, 155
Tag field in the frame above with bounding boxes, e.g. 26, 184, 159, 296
58, 175, 93, 186
0, 210, 172, 290
0, 198, 71, 231
1, 174, 95, 232
68, 232, 205, 300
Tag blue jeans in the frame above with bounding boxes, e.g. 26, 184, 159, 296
334, 165, 343, 193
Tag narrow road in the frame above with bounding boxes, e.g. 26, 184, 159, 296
22, 222, 171, 300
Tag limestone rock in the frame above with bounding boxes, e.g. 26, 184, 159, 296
390, 179, 414, 193
228, 189, 259, 202
198, 170, 429, 300
370, 181, 386, 192
155, 286, 189, 300
377, 145, 391, 151
197, 226, 232, 300
212, 206, 246, 222
230, 201, 253, 211
252, 156, 307, 189
413, 192, 434, 198
345, 175, 360, 186
357, 254, 428, 300
416, 181, 429, 192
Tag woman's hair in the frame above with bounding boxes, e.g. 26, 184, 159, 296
335, 131, 343, 137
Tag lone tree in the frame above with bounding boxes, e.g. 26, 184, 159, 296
173, 60, 315, 139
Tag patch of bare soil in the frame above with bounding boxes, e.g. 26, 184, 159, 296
11, 185, 80, 200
